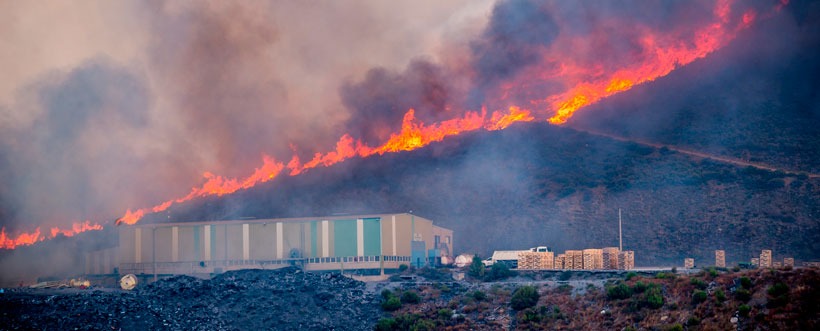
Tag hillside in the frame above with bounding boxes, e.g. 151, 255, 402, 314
143, 4, 820, 266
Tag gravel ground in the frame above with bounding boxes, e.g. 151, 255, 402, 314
0, 267, 380, 331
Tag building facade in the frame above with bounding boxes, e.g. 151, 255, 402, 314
760, 250, 772, 268
684, 258, 695, 269
116, 213, 452, 276
715, 250, 726, 268
618, 251, 634, 270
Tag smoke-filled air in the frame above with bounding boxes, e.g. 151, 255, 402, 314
0, 0, 790, 249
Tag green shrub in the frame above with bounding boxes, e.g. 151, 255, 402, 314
767, 282, 789, 308
633, 281, 647, 293
375, 317, 398, 331
735, 288, 751, 302
486, 262, 514, 281
381, 289, 395, 300
690, 278, 707, 290
708, 267, 718, 278
738, 304, 751, 317
521, 308, 541, 323
437, 308, 453, 320
739, 277, 752, 289
511, 285, 540, 310
715, 289, 726, 303
470, 290, 487, 301
625, 271, 637, 281
692, 290, 708, 304
687, 316, 701, 326
645, 287, 664, 309
401, 290, 421, 304
767, 282, 789, 297
606, 284, 633, 300
381, 297, 402, 311
398, 264, 409, 272
559, 271, 573, 281
665, 323, 684, 331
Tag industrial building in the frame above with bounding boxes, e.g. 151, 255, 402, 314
684, 258, 695, 269
109, 213, 452, 277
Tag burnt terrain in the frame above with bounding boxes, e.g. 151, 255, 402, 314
0, 267, 378, 331
1, 266, 818, 330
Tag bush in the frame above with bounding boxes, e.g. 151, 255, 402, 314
767, 282, 789, 308
511, 286, 540, 310
375, 317, 398, 331
735, 288, 751, 302
633, 281, 648, 293
486, 262, 514, 281
645, 287, 664, 309
469, 290, 487, 301
708, 267, 718, 278
665, 323, 684, 331
398, 264, 409, 272
558, 271, 573, 281
381, 297, 402, 311
738, 304, 751, 317
739, 277, 752, 289
468, 256, 485, 278
401, 290, 421, 304
692, 290, 708, 304
690, 278, 707, 290
381, 289, 394, 300
625, 272, 637, 281
715, 289, 726, 303
437, 308, 453, 320
606, 284, 633, 300
687, 316, 701, 326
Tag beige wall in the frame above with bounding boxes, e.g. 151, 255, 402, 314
249, 223, 276, 260
155, 227, 172, 262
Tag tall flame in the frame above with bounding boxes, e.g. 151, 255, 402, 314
2, 0, 781, 249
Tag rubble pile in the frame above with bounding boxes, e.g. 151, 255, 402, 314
0, 267, 379, 330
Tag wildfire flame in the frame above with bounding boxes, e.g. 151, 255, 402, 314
2, 0, 781, 249
1, 220, 103, 250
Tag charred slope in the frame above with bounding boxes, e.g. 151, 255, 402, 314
151, 4, 820, 266
157, 121, 820, 266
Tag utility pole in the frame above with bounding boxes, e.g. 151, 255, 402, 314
619, 208, 623, 252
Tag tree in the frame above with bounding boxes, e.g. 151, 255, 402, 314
468, 255, 485, 278
511, 285, 539, 310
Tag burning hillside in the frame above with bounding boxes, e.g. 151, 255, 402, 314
0, 0, 790, 251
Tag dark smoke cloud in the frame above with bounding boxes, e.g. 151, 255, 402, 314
470, 0, 558, 91
340, 60, 458, 145
0, 60, 201, 231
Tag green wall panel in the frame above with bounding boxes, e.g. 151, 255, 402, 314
363, 218, 381, 256
333, 220, 356, 257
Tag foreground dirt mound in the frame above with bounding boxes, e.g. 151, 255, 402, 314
0, 267, 379, 330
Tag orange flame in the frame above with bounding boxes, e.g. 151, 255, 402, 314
545, 0, 756, 124
1, 220, 103, 250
